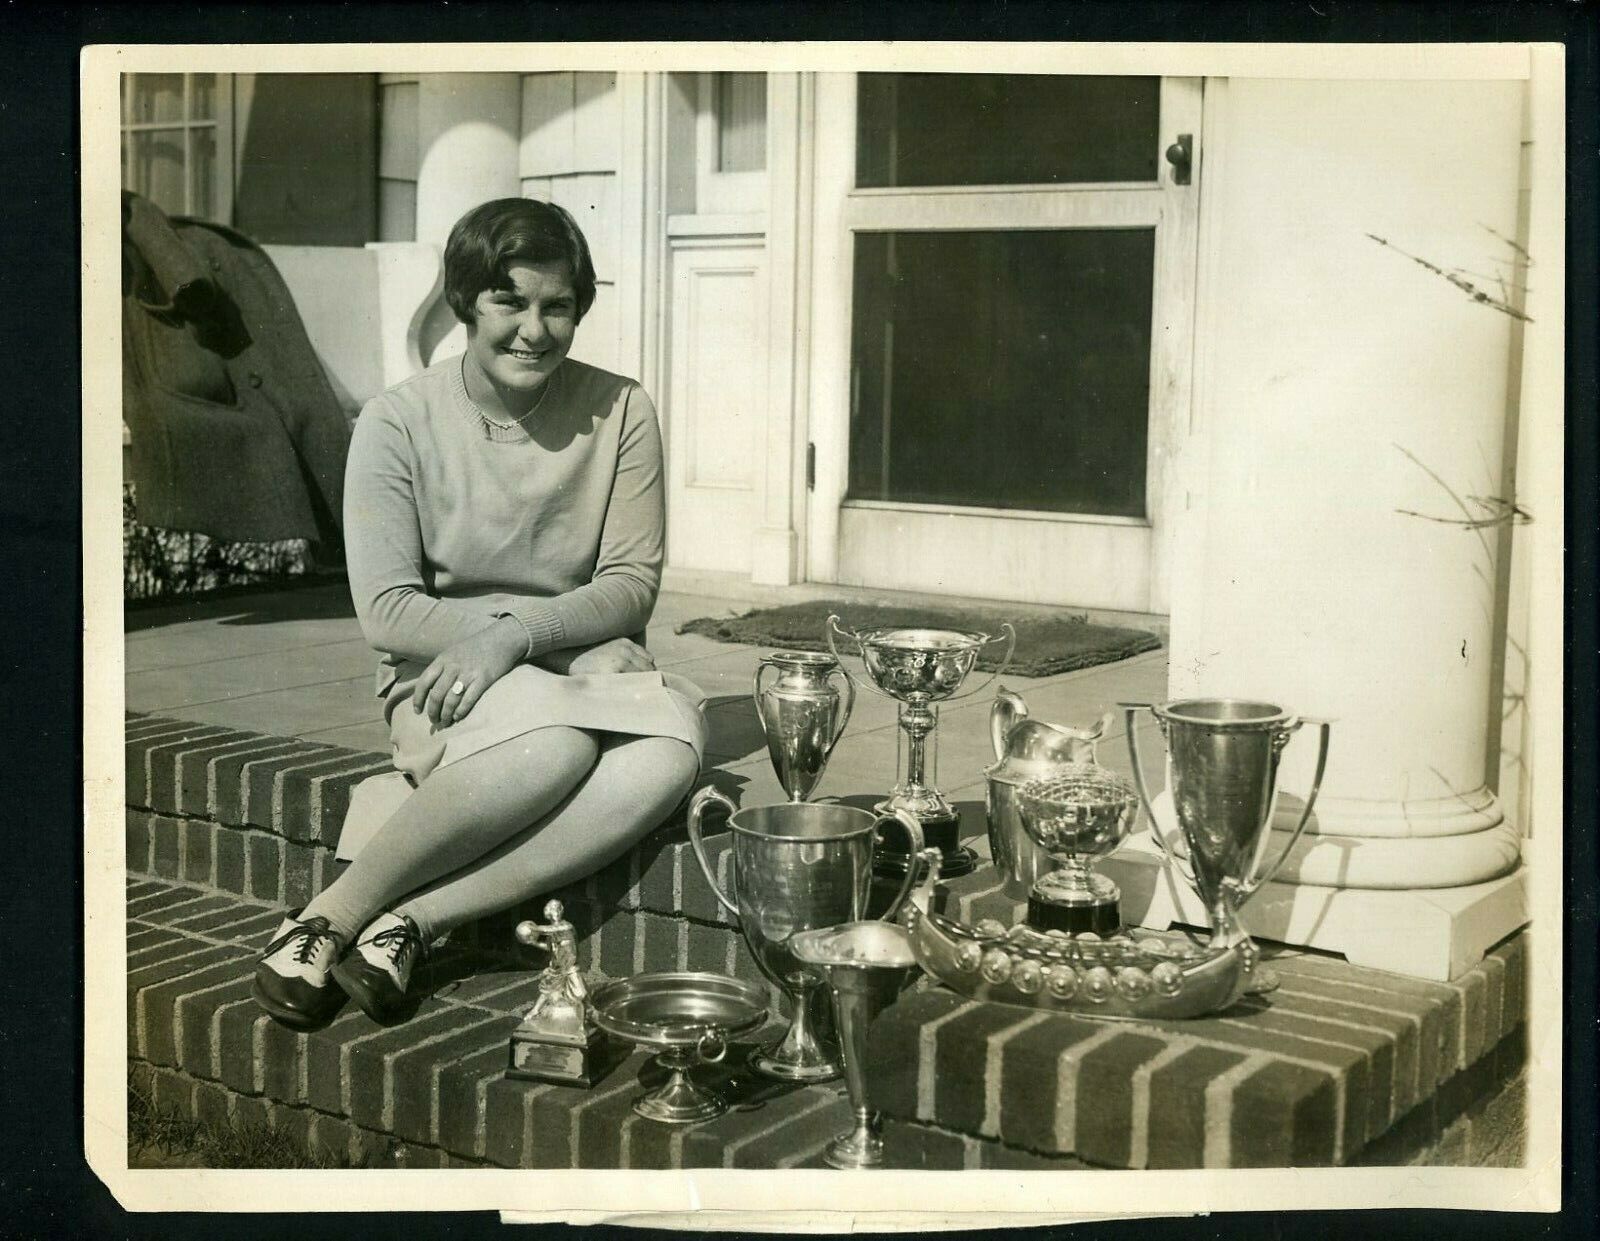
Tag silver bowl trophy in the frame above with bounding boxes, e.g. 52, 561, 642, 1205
588, 971, 769, 1123
985, 689, 1111, 899
1125, 698, 1331, 992
1015, 764, 1141, 935
827, 614, 1016, 879
507, 900, 622, 1086
754, 650, 855, 802
687, 792, 924, 1082
790, 917, 924, 1170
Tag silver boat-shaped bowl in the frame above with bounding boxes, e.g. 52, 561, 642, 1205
901, 903, 1253, 1020
589, 972, 771, 1124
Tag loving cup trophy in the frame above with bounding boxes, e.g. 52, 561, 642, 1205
754, 650, 855, 802
1125, 699, 1331, 991
791, 918, 923, 1169
827, 614, 1016, 878
1015, 764, 1141, 935
686, 789, 924, 1081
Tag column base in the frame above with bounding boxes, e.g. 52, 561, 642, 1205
1101, 840, 1530, 980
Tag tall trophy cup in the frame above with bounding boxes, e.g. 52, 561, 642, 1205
687, 790, 923, 1082
791, 918, 923, 1169
1125, 699, 1331, 991
754, 651, 855, 801
1015, 764, 1141, 935
827, 614, 1016, 878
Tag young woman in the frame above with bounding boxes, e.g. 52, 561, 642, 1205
251, 198, 706, 1028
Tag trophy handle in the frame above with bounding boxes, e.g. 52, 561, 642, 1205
1240, 718, 1332, 898
826, 613, 889, 699
752, 660, 777, 745
686, 785, 741, 918
947, 623, 1018, 702
873, 808, 927, 920
1123, 703, 1198, 888
989, 687, 1028, 763
826, 664, 857, 755
695, 1030, 728, 1064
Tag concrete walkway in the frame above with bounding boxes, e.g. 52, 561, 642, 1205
125, 579, 1171, 813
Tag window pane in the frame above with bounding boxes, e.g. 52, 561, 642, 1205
128, 129, 187, 217
189, 125, 215, 218
857, 74, 1159, 187
130, 74, 185, 125
716, 72, 766, 172
848, 229, 1155, 518
191, 73, 216, 120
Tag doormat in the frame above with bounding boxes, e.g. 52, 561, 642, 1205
676, 600, 1162, 678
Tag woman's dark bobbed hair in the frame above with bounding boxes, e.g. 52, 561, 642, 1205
444, 198, 597, 325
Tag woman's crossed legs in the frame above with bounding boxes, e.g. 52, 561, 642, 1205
257, 727, 697, 1026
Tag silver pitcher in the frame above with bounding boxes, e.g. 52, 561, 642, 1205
985, 689, 1111, 899
686, 789, 923, 1082
754, 650, 855, 802
1125, 699, 1331, 988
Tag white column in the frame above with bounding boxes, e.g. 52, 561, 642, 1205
1108, 76, 1535, 978
749, 72, 813, 586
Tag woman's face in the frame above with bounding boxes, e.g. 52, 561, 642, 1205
464, 259, 579, 411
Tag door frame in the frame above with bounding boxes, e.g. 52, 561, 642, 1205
802, 73, 1203, 614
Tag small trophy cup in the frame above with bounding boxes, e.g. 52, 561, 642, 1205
1014, 764, 1141, 935
790, 920, 922, 1169
507, 900, 617, 1086
753, 650, 855, 801
827, 615, 1016, 878
1125, 699, 1331, 992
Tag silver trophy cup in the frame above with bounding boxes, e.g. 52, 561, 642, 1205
686, 790, 924, 1082
826, 614, 1016, 878
791, 919, 922, 1169
754, 650, 856, 802
1125, 699, 1331, 990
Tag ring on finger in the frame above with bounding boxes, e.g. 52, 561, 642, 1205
449, 680, 467, 696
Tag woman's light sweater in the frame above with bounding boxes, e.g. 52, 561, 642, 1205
343, 355, 665, 695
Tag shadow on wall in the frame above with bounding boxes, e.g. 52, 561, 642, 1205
233, 74, 379, 247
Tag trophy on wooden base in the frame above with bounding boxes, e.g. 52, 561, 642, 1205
506, 900, 620, 1087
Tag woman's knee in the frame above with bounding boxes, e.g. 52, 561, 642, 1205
596, 736, 699, 834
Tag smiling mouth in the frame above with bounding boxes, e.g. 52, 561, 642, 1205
506, 348, 547, 363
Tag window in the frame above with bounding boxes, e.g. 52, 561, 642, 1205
694, 72, 767, 215
120, 73, 234, 222
845, 73, 1162, 520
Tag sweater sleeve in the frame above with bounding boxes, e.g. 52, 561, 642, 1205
496, 383, 664, 654
343, 399, 504, 660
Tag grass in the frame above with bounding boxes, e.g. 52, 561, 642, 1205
128, 1072, 362, 1170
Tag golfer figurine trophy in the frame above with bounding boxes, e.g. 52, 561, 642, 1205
827, 614, 1015, 878
507, 899, 618, 1086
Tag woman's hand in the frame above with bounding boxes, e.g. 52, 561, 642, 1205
566, 637, 657, 676
413, 616, 529, 727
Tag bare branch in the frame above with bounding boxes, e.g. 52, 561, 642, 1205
1367, 234, 1533, 323
1480, 222, 1534, 265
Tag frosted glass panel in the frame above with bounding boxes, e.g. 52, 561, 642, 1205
129, 130, 187, 217
857, 74, 1159, 187
131, 74, 185, 124
716, 73, 766, 172
849, 229, 1155, 518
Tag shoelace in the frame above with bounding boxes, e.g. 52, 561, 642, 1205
364, 921, 424, 972
264, 919, 336, 966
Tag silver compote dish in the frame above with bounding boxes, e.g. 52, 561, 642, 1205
588, 972, 769, 1124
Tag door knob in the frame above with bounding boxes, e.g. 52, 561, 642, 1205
1165, 134, 1193, 185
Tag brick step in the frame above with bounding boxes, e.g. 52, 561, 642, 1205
126, 876, 857, 1169
864, 930, 1529, 1169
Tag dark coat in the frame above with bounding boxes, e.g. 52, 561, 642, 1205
121, 192, 350, 548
